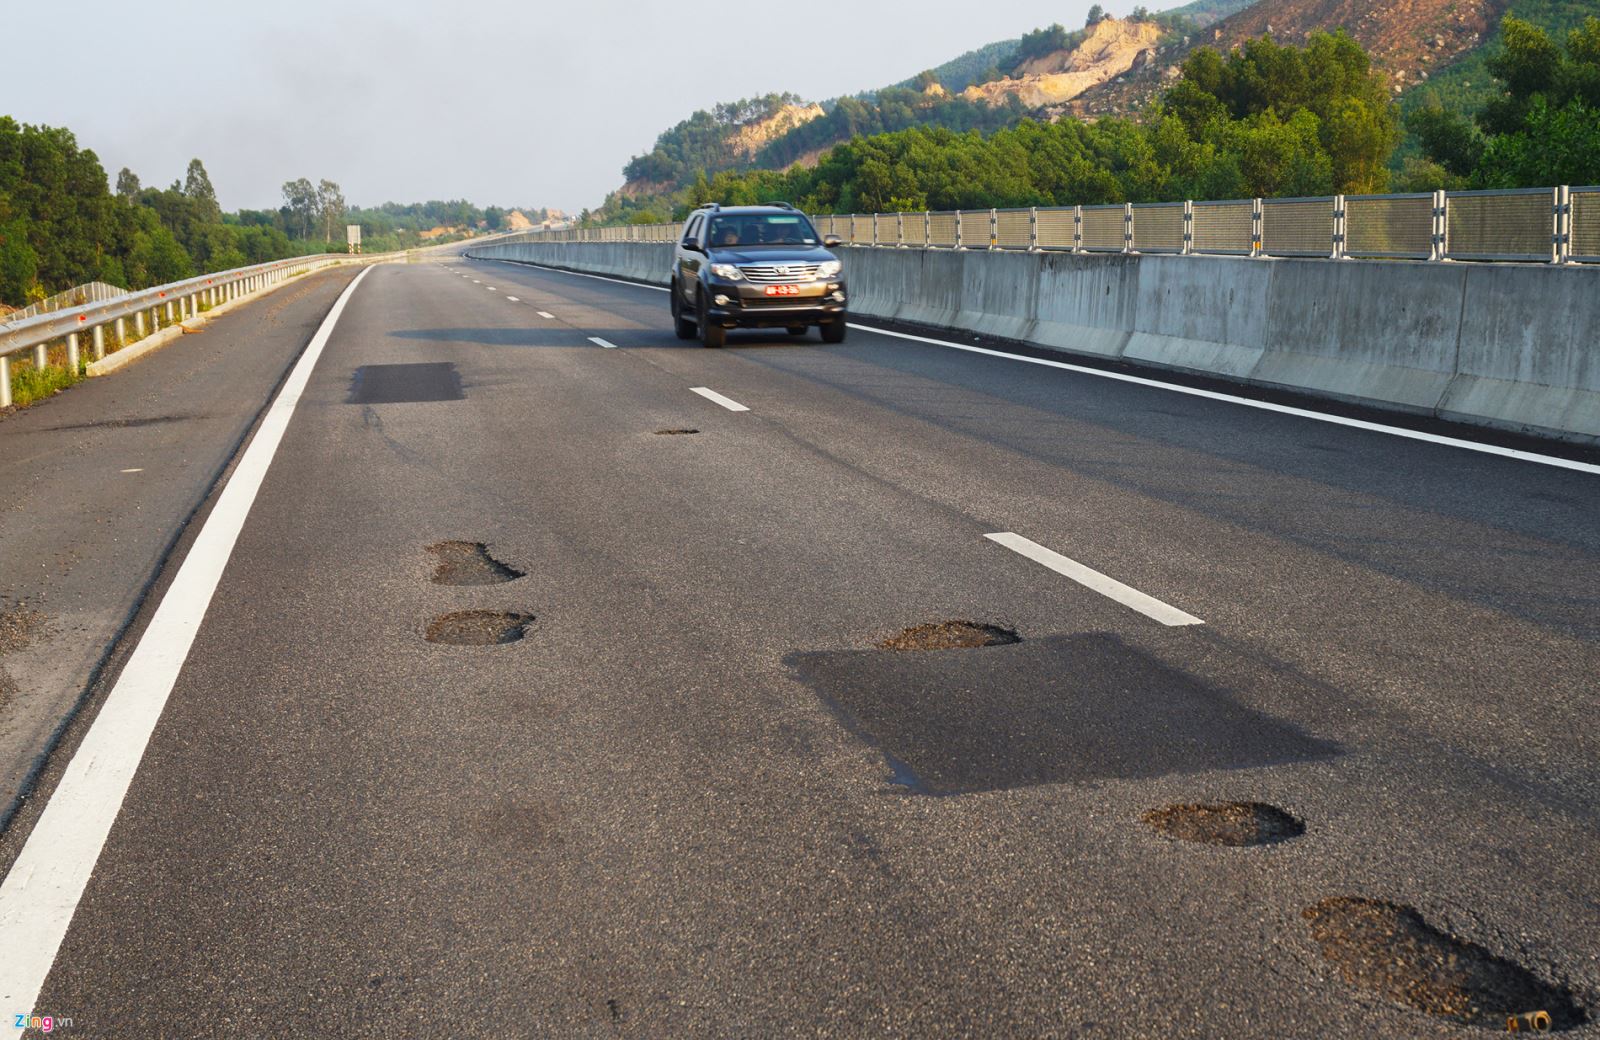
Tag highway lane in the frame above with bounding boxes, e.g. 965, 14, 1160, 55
0, 267, 363, 830
3, 255, 1598, 1037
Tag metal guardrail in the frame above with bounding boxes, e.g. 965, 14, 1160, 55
0, 251, 395, 409
506, 186, 1600, 270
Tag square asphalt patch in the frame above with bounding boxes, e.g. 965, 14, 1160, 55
347, 363, 464, 404
787, 632, 1341, 795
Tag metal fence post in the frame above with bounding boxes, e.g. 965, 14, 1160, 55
1554, 185, 1570, 264
1181, 200, 1193, 255
1073, 205, 1083, 253
0, 356, 10, 408
1122, 203, 1133, 253
67, 332, 79, 371
1431, 190, 1446, 261
989, 208, 998, 250
1029, 207, 1039, 251
1332, 195, 1345, 259
1251, 198, 1263, 257
955, 210, 964, 250
896, 212, 905, 247
924, 211, 931, 248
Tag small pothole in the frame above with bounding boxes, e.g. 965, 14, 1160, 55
1141, 801, 1304, 847
654, 428, 700, 436
876, 621, 1020, 651
1302, 896, 1587, 1031
424, 610, 535, 646
425, 541, 524, 586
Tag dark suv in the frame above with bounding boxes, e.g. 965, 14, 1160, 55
669, 203, 848, 348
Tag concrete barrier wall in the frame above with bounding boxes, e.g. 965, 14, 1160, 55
467, 240, 1600, 444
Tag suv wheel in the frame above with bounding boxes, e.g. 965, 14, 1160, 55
699, 297, 725, 349
671, 282, 696, 340
821, 319, 847, 344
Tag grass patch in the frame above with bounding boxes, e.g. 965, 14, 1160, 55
7, 343, 87, 408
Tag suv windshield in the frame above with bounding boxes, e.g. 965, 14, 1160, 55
706, 213, 818, 248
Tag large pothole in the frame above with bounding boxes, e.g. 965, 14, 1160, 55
425, 541, 524, 586
1141, 801, 1304, 847
876, 621, 1020, 651
424, 610, 535, 646
1302, 897, 1586, 1031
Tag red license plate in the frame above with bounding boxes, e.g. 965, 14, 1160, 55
764, 284, 801, 296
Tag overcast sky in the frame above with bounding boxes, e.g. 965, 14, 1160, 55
5, 0, 1155, 215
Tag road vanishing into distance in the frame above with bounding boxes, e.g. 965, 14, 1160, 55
1, 254, 1598, 1037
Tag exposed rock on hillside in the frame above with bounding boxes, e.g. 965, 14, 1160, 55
962, 18, 1166, 108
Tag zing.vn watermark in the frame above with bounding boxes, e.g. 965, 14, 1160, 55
13, 1014, 73, 1033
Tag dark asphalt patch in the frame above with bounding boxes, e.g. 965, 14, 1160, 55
39, 414, 201, 432
424, 610, 534, 646
1141, 802, 1304, 846
1302, 897, 1586, 1031
787, 632, 1340, 795
347, 363, 464, 404
654, 428, 700, 436
425, 541, 524, 586
877, 621, 1020, 651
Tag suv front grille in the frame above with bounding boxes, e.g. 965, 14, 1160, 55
740, 263, 821, 284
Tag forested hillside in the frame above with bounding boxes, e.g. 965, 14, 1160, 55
0, 116, 532, 309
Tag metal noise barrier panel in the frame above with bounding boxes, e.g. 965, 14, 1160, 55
994, 210, 1032, 249
1344, 193, 1433, 259
1572, 187, 1600, 262
1132, 204, 1184, 253
1262, 197, 1335, 257
1446, 188, 1555, 262
1080, 206, 1125, 252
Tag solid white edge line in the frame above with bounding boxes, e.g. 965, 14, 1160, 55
690, 386, 750, 412
588, 337, 619, 349
480, 258, 1598, 476
0, 265, 375, 1013
985, 532, 1204, 627
857, 327, 1600, 477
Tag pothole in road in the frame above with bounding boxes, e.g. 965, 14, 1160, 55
876, 621, 1020, 651
1141, 801, 1304, 847
1302, 896, 1586, 1031
424, 610, 535, 646
654, 428, 700, 436
425, 541, 524, 586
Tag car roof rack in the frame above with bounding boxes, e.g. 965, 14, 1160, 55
692, 202, 721, 212
762, 201, 798, 211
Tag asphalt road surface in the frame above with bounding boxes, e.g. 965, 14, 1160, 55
1, 254, 1597, 1038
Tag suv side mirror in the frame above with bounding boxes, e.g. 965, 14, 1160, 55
823, 235, 843, 248
682, 237, 702, 252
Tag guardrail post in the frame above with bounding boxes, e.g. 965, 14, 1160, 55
115, 317, 126, 347
1331, 195, 1345, 259
0, 357, 10, 408
955, 210, 964, 250
1554, 185, 1570, 264
1181, 200, 1193, 255
989, 209, 998, 250
67, 332, 79, 372
1073, 205, 1083, 253
1251, 198, 1263, 257
92, 324, 105, 360
1431, 190, 1447, 261
1029, 207, 1039, 251
1123, 203, 1134, 254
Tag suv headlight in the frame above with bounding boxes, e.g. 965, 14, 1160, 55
816, 260, 842, 279
709, 263, 743, 281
